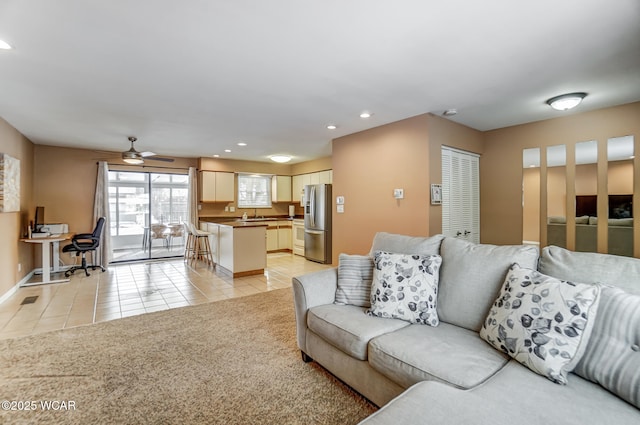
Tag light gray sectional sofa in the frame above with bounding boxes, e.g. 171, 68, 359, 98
291, 233, 640, 424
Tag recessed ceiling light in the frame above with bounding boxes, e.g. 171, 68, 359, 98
224, 149, 231, 153
270, 155, 292, 163
546, 92, 587, 111
237, 142, 247, 146
327, 124, 337, 130
0, 40, 12, 50
360, 112, 372, 118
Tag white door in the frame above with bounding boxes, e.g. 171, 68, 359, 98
442, 147, 480, 243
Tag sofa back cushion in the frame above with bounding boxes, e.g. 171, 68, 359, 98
573, 286, 640, 409
437, 237, 539, 332
539, 245, 640, 295
368, 232, 444, 257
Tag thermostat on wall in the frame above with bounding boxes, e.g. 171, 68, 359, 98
393, 189, 404, 199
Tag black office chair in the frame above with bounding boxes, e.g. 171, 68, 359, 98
63, 217, 106, 277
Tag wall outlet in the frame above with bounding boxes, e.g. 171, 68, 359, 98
393, 188, 404, 199
224, 206, 229, 212
337, 204, 345, 213
229, 206, 236, 212
197, 204, 202, 210
18, 263, 21, 272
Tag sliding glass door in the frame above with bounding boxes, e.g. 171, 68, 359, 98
109, 171, 188, 262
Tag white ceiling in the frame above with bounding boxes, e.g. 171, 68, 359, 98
0, 0, 639, 164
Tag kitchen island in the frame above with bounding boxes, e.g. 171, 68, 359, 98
201, 220, 267, 277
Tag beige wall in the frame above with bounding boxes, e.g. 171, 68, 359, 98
331, 113, 483, 264
482, 102, 640, 246
0, 117, 34, 297
33, 145, 197, 266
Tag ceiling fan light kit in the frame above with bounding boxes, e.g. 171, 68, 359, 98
120, 136, 174, 164
546, 92, 587, 111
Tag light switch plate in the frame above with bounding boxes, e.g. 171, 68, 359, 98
393, 188, 404, 199
337, 204, 345, 213
336, 196, 345, 205
229, 206, 235, 212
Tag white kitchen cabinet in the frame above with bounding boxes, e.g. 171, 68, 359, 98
271, 175, 292, 202
292, 175, 304, 203
318, 170, 332, 184
277, 220, 292, 250
199, 171, 235, 202
266, 226, 278, 252
309, 173, 320, 185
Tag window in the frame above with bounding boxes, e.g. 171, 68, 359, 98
237, 173, 272, 208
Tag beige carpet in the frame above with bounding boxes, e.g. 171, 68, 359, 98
0, 289, 377, 425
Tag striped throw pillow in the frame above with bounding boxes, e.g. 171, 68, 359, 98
335, 254, 374, 307
573, 286, 640, 408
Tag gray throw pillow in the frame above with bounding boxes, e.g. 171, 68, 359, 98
335, 254, 374, 307
480, 264, 600, 385
574, 286, 640, 408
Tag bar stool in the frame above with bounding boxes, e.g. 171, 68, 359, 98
183, 222, 196, 262
186, 222, 214, 266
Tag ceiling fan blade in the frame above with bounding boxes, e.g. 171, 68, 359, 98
139, 151, 156, 157
145, 156, 175, 162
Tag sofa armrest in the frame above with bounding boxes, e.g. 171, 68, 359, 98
291, 267, 338, 352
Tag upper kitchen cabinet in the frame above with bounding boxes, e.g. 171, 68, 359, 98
200, 171, 235, 202
292, 171, 332, 202
271, 175, 292, 202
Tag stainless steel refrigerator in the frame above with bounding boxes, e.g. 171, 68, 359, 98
304, 184, 332, 263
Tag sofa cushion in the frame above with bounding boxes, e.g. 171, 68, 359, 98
539, 245, 640, 295
367, 252, 441, 326
368, 322, 509, 390
358, 361, 640, 425
307, 304, 409, 361
480, 264, 600, 385
437, 237, 540, 331
335, 254, 374, 307
368, 232, 444, 257
574, 286, 640, 408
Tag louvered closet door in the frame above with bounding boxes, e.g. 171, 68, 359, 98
442, 147, 480, 243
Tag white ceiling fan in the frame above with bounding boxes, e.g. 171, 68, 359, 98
122, 136, 174, 164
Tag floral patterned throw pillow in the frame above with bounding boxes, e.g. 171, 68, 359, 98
366, 251, 442, 326
480, 263, 600, 385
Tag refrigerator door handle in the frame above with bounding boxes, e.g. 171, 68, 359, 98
304, 229, 323, 235
309, 185, 316, 228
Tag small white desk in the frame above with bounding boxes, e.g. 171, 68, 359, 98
21, 233, 73, 286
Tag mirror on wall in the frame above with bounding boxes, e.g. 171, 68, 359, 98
522, 134, 636, 258
575, 140, 598, 252
522, 148, 541, 246
607, 136, 634, 257
546, 144, 567, 249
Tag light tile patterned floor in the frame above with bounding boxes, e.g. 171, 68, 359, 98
0, 253, 331, 340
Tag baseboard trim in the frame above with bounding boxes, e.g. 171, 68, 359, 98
0, 270, 36, 305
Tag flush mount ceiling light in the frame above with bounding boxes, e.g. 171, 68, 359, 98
546, 92, 587, 111
270, 155, 292, 163
237, 142, 247, 146
359, 112, 372, 118
0, 39, 12, 50
442, 109, 458, 117
326, 124, 337, 130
